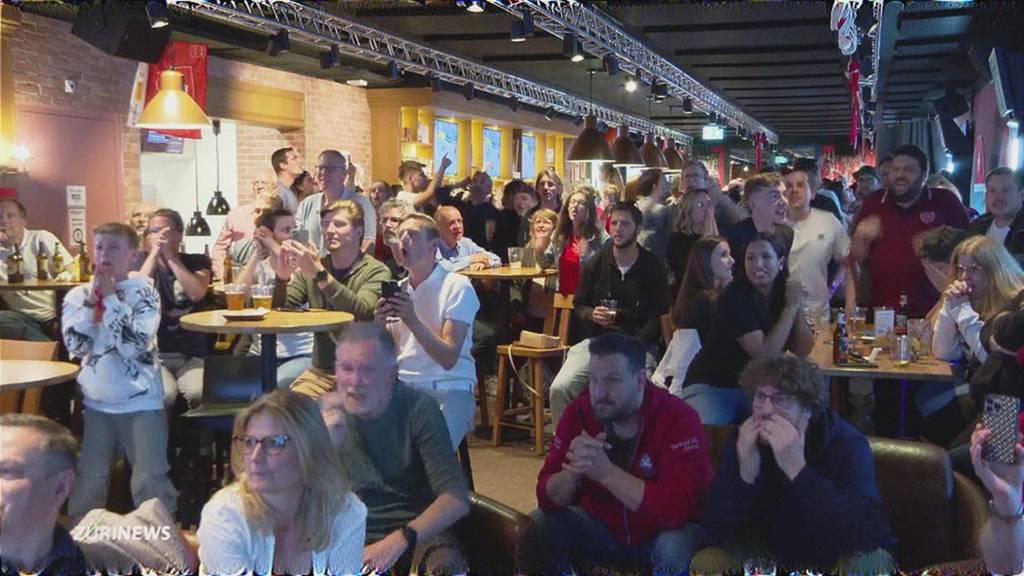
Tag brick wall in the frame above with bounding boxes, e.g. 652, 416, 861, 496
12, 11, 372, 215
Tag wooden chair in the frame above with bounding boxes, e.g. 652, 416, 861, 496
660, 313, 675, 347
492, 294, 573, 454
0, 339, 60, 415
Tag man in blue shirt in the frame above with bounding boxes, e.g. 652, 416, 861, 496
435, 205, 500, 272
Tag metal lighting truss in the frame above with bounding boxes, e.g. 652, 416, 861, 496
165, 0, 690, 143
487, 0, 777, 143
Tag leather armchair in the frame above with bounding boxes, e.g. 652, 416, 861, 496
702, 425, 988, 572
455, 492, 538, 576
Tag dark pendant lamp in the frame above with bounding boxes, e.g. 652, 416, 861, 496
567, 69, 614, 164
639, 95, 667, 169
611, 126, 643, 168
206, 119, 231, 215
663, 138, 684, 174
186, 140, 211, 236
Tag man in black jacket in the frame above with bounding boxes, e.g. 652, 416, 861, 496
549, 202, 669, 427
967, 167, 1024, 263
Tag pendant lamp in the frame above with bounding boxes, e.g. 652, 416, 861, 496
663, 138, 684, 173
186, 140, 211, 236
611, 126, 643, 167
206, 120, 231, 215
567, 70, 614, 164
639, 132, 667, 169
137, 69, 210, 130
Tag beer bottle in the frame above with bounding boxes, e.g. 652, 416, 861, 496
895, 293, 909, 337
51, 242, 65, 277
833, 309, 850, 365
223, 253, 233, 283
78, 241, 91, 282
35, 241, 48, 280
6, 244, 24, 283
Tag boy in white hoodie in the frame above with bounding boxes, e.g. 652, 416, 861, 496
62, 222, 177, 518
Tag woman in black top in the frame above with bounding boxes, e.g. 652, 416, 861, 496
681, 233, 814, 424
667, 189, 718, 295
671, 236, 735, 343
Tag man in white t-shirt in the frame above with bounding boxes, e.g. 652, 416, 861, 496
271, 147, 304, 211
295, 150, 376, 254
375, 213, 479, 448
0, 197, 74, 340
782, 166, 850, 313
968, 166, 1024, 262
396, 156, 456, 213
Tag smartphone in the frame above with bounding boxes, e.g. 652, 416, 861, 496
382, 280, 400, 299
982, 393, 1021, 465
291, 228, 310, 245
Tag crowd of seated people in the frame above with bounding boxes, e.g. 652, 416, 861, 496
2, 143, 1023, 576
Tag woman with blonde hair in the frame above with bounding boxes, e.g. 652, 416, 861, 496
932, 235, 1024, 364
667, 188, 720, 295
197, 389, 366, 576
512, 208, 560, 331
555, 185, 608, 295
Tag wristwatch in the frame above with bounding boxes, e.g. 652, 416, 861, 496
313, 268, 329, 284
399, 525, 418, 548
990, 498, 1024, 522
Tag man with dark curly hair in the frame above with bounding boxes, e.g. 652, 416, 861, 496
692, 356, 897, 576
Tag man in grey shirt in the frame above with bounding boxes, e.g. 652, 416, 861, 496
271, 146, 303, 211
320, 322, 470, 575
295, 150, 376, 253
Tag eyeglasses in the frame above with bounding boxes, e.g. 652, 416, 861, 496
752, 390, 796, 410
955, 263, 983, 275
232, 434, 290, 456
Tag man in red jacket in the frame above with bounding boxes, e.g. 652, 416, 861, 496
532, 333, 712, 575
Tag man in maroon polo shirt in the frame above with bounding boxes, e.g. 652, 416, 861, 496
850, 144, 968, 317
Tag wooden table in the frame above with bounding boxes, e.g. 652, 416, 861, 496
460, 265, 558, 343
181, 309, 353, 392
810, 325, 954, 436
0, 359, 80, 414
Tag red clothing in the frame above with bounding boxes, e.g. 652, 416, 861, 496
374, 232, 392, 262
853, 187, 967, 317
537, 382, 713, 547
558, 235, 582, 295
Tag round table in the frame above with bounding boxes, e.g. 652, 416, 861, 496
0, 360, 80, 414
181, 309, 354, 392
459, 265, 557, 343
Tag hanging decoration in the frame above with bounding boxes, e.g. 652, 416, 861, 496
821, 145, 837, 180
846, 59, 862, 148
831, 0, 863, 56
753, 132, 765, 171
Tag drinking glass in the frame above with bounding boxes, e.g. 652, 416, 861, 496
743, 557, 776, 576
851, 306, 867, 338
893, 334, 912, 367
251, 285, 273, 310
908, 318, 930, 360
600, 298, 618, 322
224, 284, 247, 311
508, 247, 523, 269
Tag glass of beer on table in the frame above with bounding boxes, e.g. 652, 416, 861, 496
225, 284, 247, 311
251, 284, 273, 310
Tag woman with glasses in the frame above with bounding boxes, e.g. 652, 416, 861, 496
197, 390, 366, 576
680, 233, 814, 425
666, 189, 719, 297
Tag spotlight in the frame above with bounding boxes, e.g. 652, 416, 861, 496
597, 119, 608, 133
521, 11, 535, 37
624, 75, 638, 93
544, 107, 556, 121
574, 116, 584, 127
387, 61, 401, 80
266, 29, 289, 56
466, 0, 484, 13
562, 33, 584, 63
510, 21, 526, 43
464, 83, 476, 101
682, 97, 693, 114
509, 97, 520, 112
650, 80, 668, 97
320, 44, 341, 69
146, 0, 170, 29
428, 74, 442, 92
602, 54, 620, 77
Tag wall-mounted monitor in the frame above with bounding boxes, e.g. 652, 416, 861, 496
521, 134, 537, 181
702, 125, 725, 141
483, 127, 502, 175
140, 130, 183, 154
434, 118, 458, 172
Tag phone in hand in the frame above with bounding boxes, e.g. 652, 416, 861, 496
982, 393, 1021, 465
382, 280, 400, 299
291, 228, 310, 245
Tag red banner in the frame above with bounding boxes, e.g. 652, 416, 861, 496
145, 41, 208, 139
846, 59, 861, 148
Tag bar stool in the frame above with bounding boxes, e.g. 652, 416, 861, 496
492, 294, 573, 455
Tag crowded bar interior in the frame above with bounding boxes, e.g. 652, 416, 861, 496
2, 0, 1024, 574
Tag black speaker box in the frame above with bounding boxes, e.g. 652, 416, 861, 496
71, 1, 172, 64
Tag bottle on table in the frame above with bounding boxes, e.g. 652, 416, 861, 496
6, 244, 24, 283
894, 293, 909, 337
35, 241, 48, 280
832, 309, 850, 365
51, 241, 65, 277
223, 253, 233, 283
78, 241, 91, 282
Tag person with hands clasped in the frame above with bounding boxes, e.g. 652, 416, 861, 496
62, 223, 178, 519
532, 333, 711, 576
374, 213, 479, 449
132, 208, 212, 408
970, 421, 1024, 574
692, 356, 896, 576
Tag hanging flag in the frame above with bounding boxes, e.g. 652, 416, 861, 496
846, 58, 862, 148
